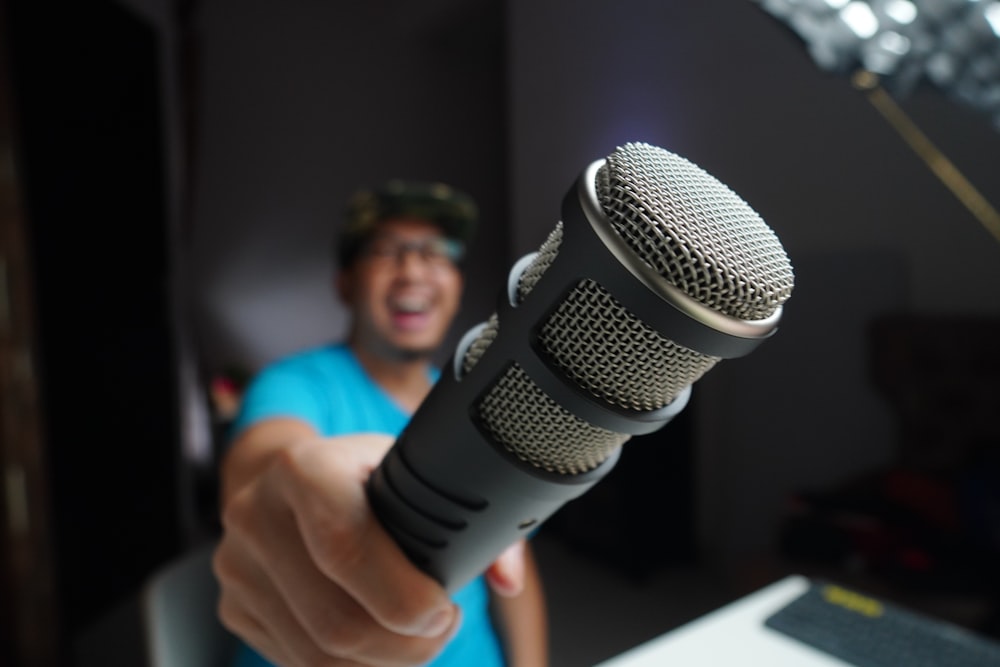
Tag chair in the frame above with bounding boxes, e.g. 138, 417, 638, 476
141, 541, 238, 667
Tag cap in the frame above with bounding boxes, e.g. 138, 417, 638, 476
336, 179, 479, 268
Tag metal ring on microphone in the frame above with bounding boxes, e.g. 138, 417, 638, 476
565, 159, 782, 359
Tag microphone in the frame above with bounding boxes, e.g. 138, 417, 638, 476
367, 141, 795, 593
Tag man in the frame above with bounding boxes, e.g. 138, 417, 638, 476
213, 181, 549, 667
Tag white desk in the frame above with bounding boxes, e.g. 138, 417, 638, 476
595, 575, 850, 666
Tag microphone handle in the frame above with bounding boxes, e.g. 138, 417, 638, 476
366, 365, 623, 593
366, 143, 793, 591
365, 168, 708, 592
366, 223, 690, 592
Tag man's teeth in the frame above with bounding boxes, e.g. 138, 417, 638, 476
393, 297, 429, 314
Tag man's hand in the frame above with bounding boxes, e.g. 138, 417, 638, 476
213, 431, 463, 667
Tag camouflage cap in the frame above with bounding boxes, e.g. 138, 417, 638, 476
336, 179, 479, 268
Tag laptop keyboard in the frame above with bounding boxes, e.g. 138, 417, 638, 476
763, 579, 1000, 667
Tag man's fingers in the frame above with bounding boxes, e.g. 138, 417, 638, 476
213, 537, 318, 667
218, 434, 457, 666
215, 600, 293, 667
273, 436, 459, 640
485, 539, 527, 598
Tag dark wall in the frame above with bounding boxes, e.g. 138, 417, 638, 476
507, 0, 1000, 562
180, 0, 698, 584
8, 0, 182, 652
11, 0, 1000, 654
184, 0, 511, 375
8, 0, 514, 653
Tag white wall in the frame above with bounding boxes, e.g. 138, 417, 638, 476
506, 0, 1000, 562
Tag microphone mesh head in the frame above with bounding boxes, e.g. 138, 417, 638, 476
598, 142, 794, 320
467, 142, 794, 475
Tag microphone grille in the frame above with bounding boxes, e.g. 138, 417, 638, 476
598, 142, 794, 321
480, 363, 630, 475
463, 143, 794, 475
543, 277, 720, 411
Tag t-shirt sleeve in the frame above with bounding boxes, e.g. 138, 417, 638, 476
228, 362, 327, 441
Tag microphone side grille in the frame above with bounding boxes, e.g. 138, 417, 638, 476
461, 223, 563, 373
478, 363, 630, 475
598, 142, 794, 321
541, 279, 720, 410
468, 217, 719, 411
462, 313, 499, 375
462, 195, 721, 415
515, 221, 563, 304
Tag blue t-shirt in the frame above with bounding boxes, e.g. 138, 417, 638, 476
229, 343, 506, 667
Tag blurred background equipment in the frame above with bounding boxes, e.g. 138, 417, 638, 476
755, 0, 1000, 244
756, 0, 1000, 129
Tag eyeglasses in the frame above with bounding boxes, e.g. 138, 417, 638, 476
361, 236, 465, 268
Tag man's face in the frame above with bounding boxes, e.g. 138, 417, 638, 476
339, 218, 464, 362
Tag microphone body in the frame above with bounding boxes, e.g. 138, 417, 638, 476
367, 142, 794, 593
